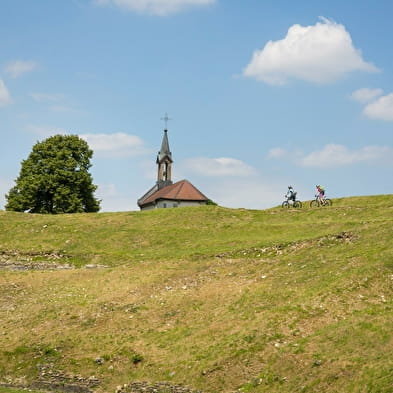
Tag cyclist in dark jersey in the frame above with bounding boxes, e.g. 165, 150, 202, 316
286, 185, 297, 202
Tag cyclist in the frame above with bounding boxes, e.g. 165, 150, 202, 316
286, 185, 297, 202
316, 185, 325, 204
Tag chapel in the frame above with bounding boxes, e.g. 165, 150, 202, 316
137, 124, 209, 210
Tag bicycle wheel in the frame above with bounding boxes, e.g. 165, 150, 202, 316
323, 198, 332, 206
293, 200, 302, 208
310, 199, 319, 208
282, 201, 289, 208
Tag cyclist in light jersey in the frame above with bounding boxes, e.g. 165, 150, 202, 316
316, 185, 325, 204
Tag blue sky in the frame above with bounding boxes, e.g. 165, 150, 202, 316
1, 0, 392, 211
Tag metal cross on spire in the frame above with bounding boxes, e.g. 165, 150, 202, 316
161, 113, 172, 129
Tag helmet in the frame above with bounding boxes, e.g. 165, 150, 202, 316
288, 185, 293, 189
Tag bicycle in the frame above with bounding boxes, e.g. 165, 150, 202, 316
310, 194, 332, 207
282, 195, 302, 208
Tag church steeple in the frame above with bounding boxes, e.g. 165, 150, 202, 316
137, 113, 210, 210
156, 128, 173, 189
157, 129, 172, 163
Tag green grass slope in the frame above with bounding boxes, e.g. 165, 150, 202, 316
0, 195, 392, 393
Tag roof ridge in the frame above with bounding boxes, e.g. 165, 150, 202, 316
173, 180, 185, 199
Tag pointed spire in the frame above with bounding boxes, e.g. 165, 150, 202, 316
157, 129, 172, 163
156, 126, 173, 189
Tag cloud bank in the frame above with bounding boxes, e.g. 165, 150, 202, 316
351, 88, 393, 121
79, 132, 148, 158
94, 0, 215, 16
350, 88, 383, 103
184, 157, 256, 177
268, 144, 393, 168
299, 144, 393, 167
243, 18, 378, 85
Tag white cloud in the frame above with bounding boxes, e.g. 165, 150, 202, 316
363, 93, 393, 121
350, 88, 383, 103
24, 129, 148, 157
79, 132, 148, 158
93, 0, 215, 16
243, 18, 378, 85
267, 147, 304, 162
184, 157, 256, 177
267, 144, 393, 168
299, 144, 393, 168
0, 79, 12, 107
4, 60, 37, 78
266, 147, 286, 159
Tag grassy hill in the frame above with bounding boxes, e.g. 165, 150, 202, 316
0, 195, 392, 393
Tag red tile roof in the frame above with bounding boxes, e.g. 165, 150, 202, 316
138, 180, 208, 207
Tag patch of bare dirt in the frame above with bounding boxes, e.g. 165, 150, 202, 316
0, 250, 72, 271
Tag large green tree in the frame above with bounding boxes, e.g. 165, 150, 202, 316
6, 134, 100, 213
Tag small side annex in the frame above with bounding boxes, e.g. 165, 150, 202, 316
137, 126, 209, 210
